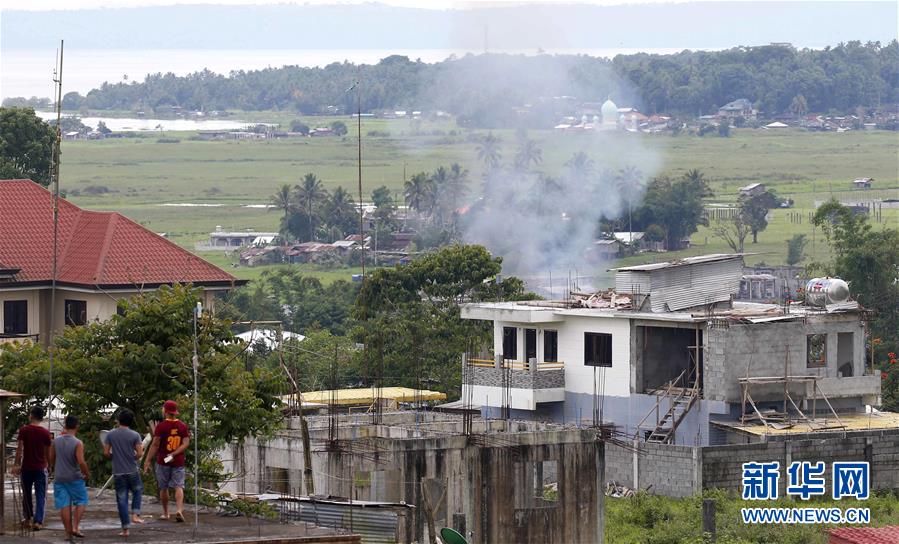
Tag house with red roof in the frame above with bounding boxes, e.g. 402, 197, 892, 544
0, 179, 244, 345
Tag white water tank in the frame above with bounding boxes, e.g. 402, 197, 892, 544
805, 277, 850, 307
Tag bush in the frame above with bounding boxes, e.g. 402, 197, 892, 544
156, 138, 181, 143
290, 120, 310, 134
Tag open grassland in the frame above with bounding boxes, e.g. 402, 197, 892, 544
606, 490, 899, 544
57, 119, 898, 282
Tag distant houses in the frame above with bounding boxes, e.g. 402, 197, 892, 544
852, 178, 873, 189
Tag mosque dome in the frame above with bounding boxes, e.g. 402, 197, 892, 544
601, 97, 618, 125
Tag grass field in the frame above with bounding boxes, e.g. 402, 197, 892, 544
56, 118, 898, 282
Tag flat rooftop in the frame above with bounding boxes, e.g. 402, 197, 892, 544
1, 487, 356, 543
462, 298, 861, 324
711, 411, 899, 437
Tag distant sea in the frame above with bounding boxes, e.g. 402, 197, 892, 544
1, 47, 686, 100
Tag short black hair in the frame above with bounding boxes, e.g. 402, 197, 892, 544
64, 415, 78, 430
118, 409, 135, 428
30, 406, 45, 421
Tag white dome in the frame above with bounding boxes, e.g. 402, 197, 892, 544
601, 98, 618, 124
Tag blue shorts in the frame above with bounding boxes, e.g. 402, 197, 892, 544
54, 480, 89, 509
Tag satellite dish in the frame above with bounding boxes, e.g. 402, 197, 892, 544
439, 527, 469, 544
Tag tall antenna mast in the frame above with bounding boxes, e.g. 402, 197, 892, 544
48, 39, 64, 420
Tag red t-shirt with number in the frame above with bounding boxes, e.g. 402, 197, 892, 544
154, 419, 190, 468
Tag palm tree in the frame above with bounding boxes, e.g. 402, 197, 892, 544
565, 151, 595, 181
445, 163, 469, 212
270, 184, 295, 214
327, 186, 356, 238
514, 139, 543, 171
270, 183, 297, 240
682, 168, 712, 197
429, 166, 450, 224
294, 173, 329, 241
476, 132, 502, 171
404, 172, 434, 217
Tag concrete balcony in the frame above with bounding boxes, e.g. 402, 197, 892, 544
813, 375, 881, 404
464, 356, 565, 410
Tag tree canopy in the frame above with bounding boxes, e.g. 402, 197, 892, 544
0, 107, 56, 186
50, 41, 898, 124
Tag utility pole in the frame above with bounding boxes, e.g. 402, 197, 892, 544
48, 39, 64, 425
193, 301, 202, 534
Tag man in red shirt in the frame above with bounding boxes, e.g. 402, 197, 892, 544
143, 400, 190, 522
13, 406, 52, 530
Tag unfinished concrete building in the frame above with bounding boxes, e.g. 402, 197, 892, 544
220, 413, 604, 544
460, 254, 881, 446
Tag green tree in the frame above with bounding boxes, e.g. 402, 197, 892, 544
270, 183, 297, 241
811, 200, 899, 407
741, 190, 780, 243
713, 214, 750, 254
0, 107, 56, 186
294, 173, 329, 241
96, 120, 112, 135
786, 234, 808, 266
0, 285, 282, 484
636, 172, 712, 250
354, 245, 534, 398
330, 120, 348, 136
289, 120, 310, 135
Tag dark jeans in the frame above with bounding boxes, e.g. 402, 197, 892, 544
21, 469, 47, 524
113, 472, 143, 528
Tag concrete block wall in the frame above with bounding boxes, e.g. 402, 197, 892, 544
605, 441, 701, 498
702, 429, 899, 495
606, 429, 899, 498
704, 318, 870, 405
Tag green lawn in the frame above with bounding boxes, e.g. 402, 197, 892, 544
56, 120, 898, 282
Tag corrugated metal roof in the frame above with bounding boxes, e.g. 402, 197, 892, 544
649, 257, 742, 312
272, 499, 408, 544
610, 253, 743, 272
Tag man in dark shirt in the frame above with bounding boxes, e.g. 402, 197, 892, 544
143, 400, 190, 522
13, 406, 52, 530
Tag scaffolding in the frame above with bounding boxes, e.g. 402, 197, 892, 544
738, 375, 845, 431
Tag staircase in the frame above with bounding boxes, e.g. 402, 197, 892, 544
636, 367, 700, 445
644, 385, 698, 443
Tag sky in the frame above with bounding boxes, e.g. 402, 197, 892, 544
1, 0, 869, 10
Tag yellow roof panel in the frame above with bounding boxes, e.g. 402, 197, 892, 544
296, 387, 447, 406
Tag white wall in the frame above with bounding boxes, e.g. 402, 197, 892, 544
490, 314, 633, 400
557, 315, 632, 397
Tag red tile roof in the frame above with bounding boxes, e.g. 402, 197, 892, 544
0, 179, 240, 288
830, 526, 899, 544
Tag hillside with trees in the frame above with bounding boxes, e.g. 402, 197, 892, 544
49, 41, 898, 126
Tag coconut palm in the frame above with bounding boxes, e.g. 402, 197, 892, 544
294, 173, 329, 241
565, 151, 595, 181
326, 186, 357, 238
270, 183, 295, 214
404, 171, 435, 218
476, 132, 502, 171
445, 163, 469, 212
514, 139, 543, 171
